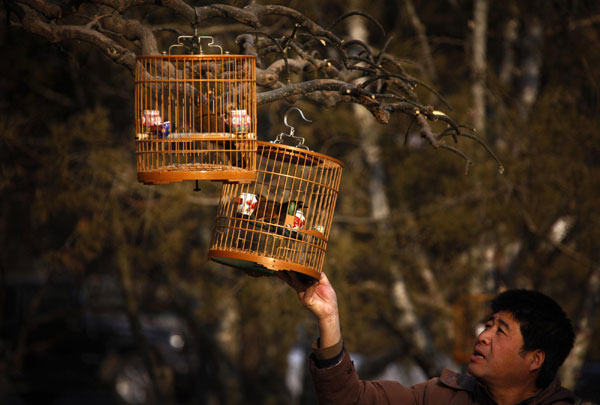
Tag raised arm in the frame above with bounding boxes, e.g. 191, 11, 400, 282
279, 271, 432, 404
278, 272, 341, 348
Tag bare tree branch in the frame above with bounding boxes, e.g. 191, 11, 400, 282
6, 0, 502, 167
16, 3, 138, 72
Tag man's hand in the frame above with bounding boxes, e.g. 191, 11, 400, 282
278, 271, 342, 348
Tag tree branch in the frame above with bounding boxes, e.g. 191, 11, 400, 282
8, 0, 502, 167
17, 3, 137, 72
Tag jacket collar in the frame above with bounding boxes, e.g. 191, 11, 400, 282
439, 368, 477, 392
529, 377, 576, 404
438, 369, 576, 404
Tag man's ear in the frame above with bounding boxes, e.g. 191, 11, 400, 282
529, 350, 545, 373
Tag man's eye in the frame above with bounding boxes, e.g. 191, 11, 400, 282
497, 328, 505, 335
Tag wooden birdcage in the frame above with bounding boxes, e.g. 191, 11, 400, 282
135, 36, 257, 185
208, 109, 343, 280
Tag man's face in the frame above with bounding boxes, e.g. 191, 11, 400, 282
467, 311, 538, 388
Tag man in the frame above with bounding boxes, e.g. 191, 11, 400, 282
280, 272, 576, 405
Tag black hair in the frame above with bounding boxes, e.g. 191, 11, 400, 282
490, 289, 575, 389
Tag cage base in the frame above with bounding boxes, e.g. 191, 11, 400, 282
137, 167, 256, 185
208, 249, 320, 280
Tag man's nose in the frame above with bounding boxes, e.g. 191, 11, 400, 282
477, 328, 492, 345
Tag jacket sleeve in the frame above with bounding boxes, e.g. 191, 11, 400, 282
309, 348, 427, 405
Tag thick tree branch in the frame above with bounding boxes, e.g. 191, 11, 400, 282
257, 79, 353, 103
101, 13, 159, 55
17, 3, 137, 72
16, 0, 61, 18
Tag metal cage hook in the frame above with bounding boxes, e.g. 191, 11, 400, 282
284, 107, 312, 137
165, 9, 223, 55
272, 107, 312, 149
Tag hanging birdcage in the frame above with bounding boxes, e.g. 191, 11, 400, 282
208, 108, 343, 280
135, 35, 257, 184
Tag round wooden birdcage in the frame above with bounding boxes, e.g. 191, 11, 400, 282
208, 139, 343, 281
135, 39, 257, 185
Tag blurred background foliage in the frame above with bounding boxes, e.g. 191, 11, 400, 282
1, 0, 599, 404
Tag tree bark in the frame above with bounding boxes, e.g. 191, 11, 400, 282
518, 16, 543, 118
404, 0, 437, 84
560, 266, 600, 389
471, 0, 489, 133
499, 4, 518, 87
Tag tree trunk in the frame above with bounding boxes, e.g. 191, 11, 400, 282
471, 0, 489, 133
499, 4, 518, 87
560, 265, 600, 389
347, 2, 452, 378
468, 0, 497, 303
404, 0, 437, 84
518, 16, 543, 118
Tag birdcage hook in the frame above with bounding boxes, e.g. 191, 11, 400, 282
272, 107, 312, 149
168, 26, 224, 55
165, 9, 225, 55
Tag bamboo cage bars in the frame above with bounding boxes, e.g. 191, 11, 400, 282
208, 141, 343, 280
135, 54, 257, 184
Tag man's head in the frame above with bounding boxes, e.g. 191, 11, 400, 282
467, 289, 575, 390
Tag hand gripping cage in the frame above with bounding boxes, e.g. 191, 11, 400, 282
208, 109, 343, 280
135, 36, 257, 184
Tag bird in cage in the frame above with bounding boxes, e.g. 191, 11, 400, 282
254, 195, 304, 226
192, 84, 226, 133
192, 83, 250, 133
192, 94, 252, 169
193, 91, 251, 132
194, 109, 228, 133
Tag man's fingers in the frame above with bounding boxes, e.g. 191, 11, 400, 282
301, 280, 320, 306
318, 272, 330, 286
